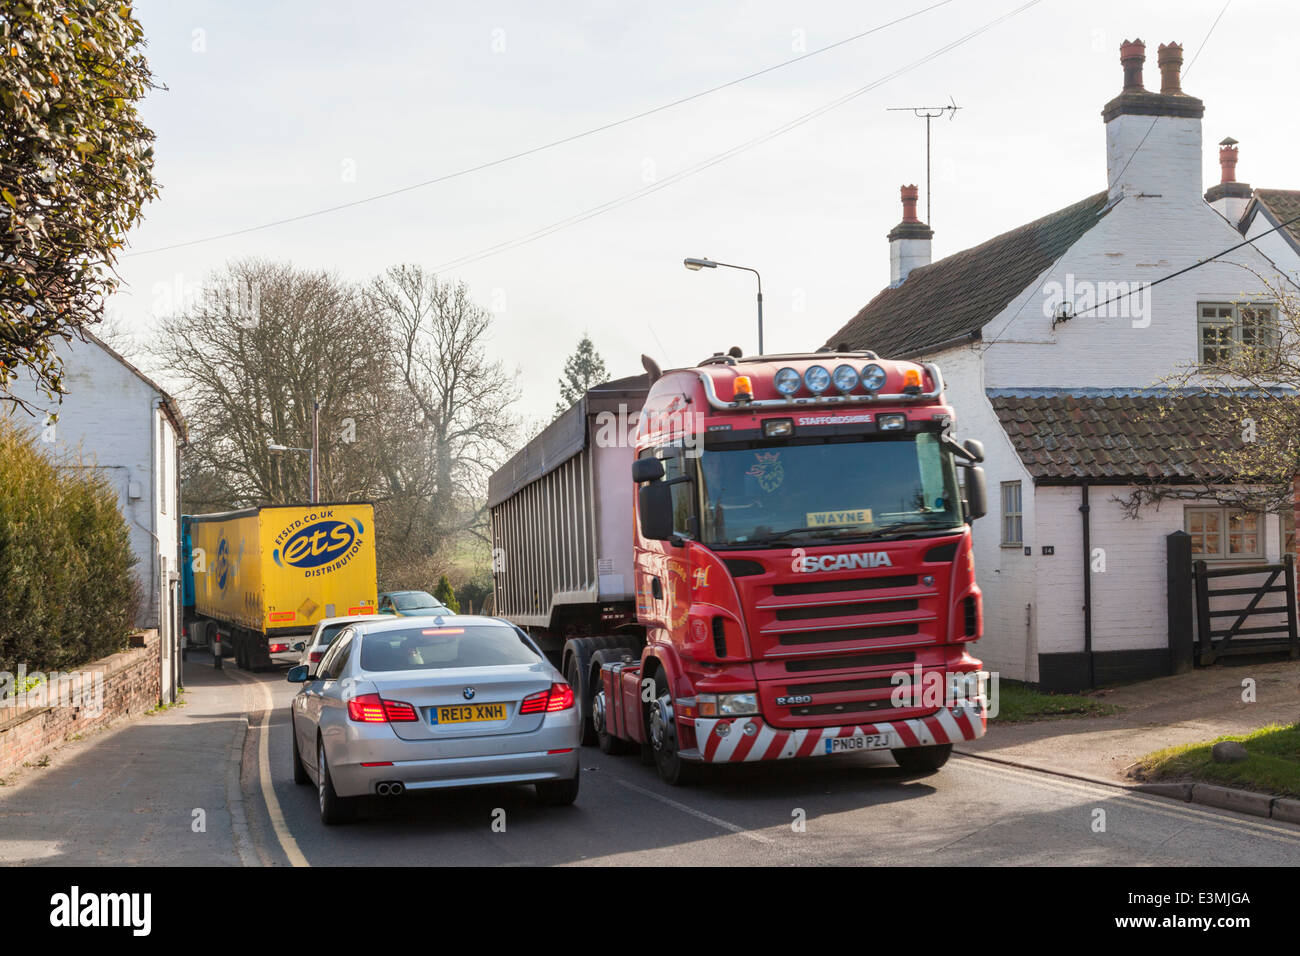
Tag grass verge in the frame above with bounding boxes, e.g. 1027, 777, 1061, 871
992, 680, 1119, 723
1132, 723, 1300, 798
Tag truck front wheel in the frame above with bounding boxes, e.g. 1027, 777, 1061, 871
891, 743, 953, 773
647, 676, 698, 786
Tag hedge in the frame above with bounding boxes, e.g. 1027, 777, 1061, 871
0, 417, 139, 673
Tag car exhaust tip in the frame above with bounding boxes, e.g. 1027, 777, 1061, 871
376, 781, 404, 796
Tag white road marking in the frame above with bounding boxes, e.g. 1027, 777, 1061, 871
953, 754, 1300, 843
608, 775, 775, 844
228, 669, 310, 867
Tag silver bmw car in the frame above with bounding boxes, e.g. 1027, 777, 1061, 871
287, 614, 581, 824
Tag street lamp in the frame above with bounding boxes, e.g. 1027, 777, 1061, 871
683, 257, 764, 355
267, 397, 320, 503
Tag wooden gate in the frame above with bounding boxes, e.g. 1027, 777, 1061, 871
1193, 555, 1300, 665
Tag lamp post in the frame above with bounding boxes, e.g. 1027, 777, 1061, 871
683, 257, 763, 355
267, 396, 319, 503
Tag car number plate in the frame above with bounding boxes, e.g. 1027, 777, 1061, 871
825, 732, 898, 754
432, 702, 507, 725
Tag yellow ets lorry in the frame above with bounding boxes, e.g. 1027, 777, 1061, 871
181, 503, 379, 669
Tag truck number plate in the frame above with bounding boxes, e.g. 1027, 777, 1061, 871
432, 703, 507, 725
826, 732, 898, 754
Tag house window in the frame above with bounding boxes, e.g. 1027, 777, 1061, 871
1185, 507, 1263, 560
1198, 301, 1277, 366
1281, 509, 1296, 559
1001, 481, 1023, 547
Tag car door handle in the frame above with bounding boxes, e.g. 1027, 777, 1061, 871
651, 576, 663, 599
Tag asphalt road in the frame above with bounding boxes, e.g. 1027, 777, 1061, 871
224, 660, 1300, 867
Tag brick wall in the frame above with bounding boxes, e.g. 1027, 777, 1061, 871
0, 632, 162, 777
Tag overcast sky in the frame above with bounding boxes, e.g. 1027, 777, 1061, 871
112, 0, 1298, 424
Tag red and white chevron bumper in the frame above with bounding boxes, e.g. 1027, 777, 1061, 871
694, 703, 985, 763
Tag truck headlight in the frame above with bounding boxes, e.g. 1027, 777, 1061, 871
946, 672, 983, 706
697, 692, 760, 717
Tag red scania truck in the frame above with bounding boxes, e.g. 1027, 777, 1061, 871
488, 349, 989, 784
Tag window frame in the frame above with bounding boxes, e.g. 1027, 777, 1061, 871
1184, 506, 1265, 562
1000, 480, 1023, 548
1198, 300, 1277, 367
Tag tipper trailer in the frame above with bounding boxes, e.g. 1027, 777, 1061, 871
181, 502, 379, 669
488, 350, 990, 784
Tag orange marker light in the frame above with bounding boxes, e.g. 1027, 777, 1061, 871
733, 375, 753, 400
903, 368, 922, 389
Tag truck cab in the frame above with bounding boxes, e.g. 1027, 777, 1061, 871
620, 350, 989, 782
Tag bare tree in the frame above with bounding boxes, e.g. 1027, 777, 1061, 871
153, 259, 393, 510
367, 264, 519, 545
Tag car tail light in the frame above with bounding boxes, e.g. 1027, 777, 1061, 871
347, 693, 418, 723
309, 650, 325, 663
520, 682, 574, 715
546, 682, 574, 712
269, 643, 288, 653
381, 699, 418, 722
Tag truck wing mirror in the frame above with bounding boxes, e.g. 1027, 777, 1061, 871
963, 465, 988, 522
632, 458, 665, 483
963, 438, 985, 463
638, 482, 675, 540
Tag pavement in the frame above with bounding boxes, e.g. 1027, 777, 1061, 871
0, 661, 250, 866
959, 659, 1300, 785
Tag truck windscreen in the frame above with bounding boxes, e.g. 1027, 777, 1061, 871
697, 432, 963, 548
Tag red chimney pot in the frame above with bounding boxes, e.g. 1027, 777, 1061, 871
1119, 39, 1146, 92
1219, 137, 1239, 184
1157, 42, 1184, 95
900, 184, 920, 223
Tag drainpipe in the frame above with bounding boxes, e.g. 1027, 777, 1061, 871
1079, 483, 1094, 689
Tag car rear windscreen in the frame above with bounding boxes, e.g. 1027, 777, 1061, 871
360, 625, 541, 671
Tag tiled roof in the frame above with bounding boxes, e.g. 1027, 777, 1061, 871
1249, 189, 1300, 251
825, 191, 1112, 357
988, 387, 1296, 482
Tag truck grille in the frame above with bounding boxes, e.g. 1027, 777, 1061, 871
775, 598, 918, 621
777, 623, 918, 646
772, 574, 917, 597
783, 651, 914, 672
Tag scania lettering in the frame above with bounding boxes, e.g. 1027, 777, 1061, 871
487, 350, 989, 784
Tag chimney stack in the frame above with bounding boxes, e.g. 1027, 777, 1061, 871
1103, 38, 1204, 204
888, 184, 933, 287
1205, 136, 1252, 226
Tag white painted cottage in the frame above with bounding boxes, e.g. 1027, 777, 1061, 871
827, 40, 1300, 691
5, 331, 186, 701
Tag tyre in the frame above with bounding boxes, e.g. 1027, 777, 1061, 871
891, 743, 953, 773
645, 671, 698, 786
590, 650, 633, 755
564, 638, 597, 747
535, 773, 580, 806
317, 740, 355, 825
291, 715, 309, 785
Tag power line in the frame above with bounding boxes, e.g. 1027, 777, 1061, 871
431, 0, 1044, 275
124, 0, 957, 258
980, 0, 1232, 353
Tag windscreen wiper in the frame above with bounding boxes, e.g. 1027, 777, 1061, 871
856, 520, 954, 540
746, 524, 863, 545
